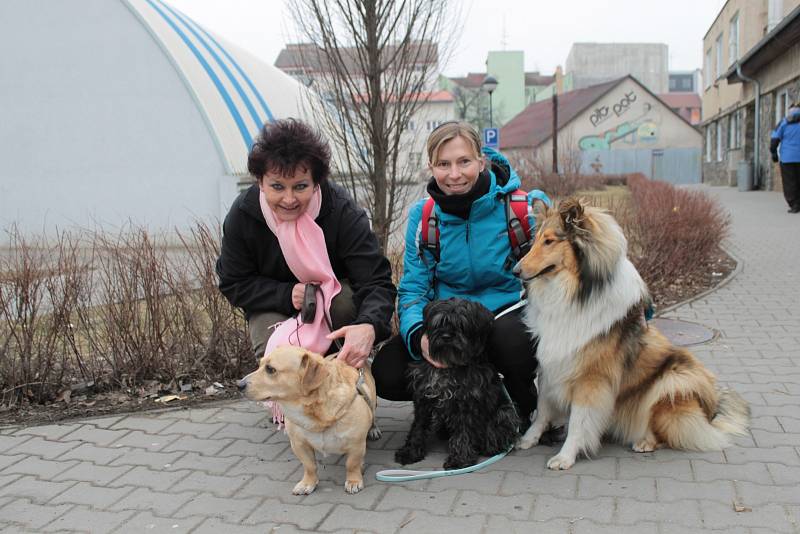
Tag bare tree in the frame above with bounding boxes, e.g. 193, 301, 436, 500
450, 84, 491, 132
287, 0, 455, 250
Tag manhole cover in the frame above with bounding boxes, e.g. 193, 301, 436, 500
650, 318, 715, 346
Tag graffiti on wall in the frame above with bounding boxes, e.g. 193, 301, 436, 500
580, 101, 659, 151
588, 91, 639, 127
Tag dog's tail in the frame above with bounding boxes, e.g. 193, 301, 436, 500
710, 387, 750, 437
658, 386, 750, 451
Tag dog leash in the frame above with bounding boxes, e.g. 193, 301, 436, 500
375, 446, 512, 482
375, 379, 518, 483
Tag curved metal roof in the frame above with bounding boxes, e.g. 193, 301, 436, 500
125, 0, 316, 175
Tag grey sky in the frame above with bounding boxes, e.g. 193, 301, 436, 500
168, 0, 727, 77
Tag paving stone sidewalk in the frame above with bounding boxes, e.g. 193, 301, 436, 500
1, 186, 798, 533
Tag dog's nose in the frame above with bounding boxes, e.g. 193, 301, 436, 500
236, 378, 247, 392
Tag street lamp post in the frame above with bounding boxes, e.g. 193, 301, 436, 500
482, 75, 498, 127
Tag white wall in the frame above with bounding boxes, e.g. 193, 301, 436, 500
0, 0, 228, 242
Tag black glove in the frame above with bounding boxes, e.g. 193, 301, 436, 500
772, 153, 779, 163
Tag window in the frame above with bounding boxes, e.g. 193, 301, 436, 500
681, 77, 692, 90
728, 110, 741, 149
716, 121, 724, 161
407, 120, 416, 131
669, 78, 677, 91
775, 90, 789, 126
705, 49, 713, 89
706, 125, 713, 162
729, 13, 739, 64
715, 34, 723, 81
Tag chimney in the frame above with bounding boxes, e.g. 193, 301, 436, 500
768, 0, 783, 32
555, 65, 564, 94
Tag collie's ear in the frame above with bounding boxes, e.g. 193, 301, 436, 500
300, 352, 326, 393
558, 197, 586, 234
530, 198, 548, 229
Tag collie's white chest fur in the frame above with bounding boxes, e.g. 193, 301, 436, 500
525, 257, 647, 371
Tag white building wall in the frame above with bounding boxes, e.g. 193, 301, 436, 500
566, 43, 669, 94
0, 0, 227, 241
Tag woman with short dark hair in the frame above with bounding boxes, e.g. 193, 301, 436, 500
217, 119, 396, 367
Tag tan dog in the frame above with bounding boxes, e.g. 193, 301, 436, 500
238, 345, 380, 494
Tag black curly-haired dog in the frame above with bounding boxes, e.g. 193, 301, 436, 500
395, 298, 521, 469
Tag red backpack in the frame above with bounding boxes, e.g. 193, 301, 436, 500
418, 190, 532, 269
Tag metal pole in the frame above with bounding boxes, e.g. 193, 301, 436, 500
552, 93, 559, 174
489, 91, 493, 128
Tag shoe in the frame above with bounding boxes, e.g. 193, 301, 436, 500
789, 206, 800, 214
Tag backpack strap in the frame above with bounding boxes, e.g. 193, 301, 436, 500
418, 197, 440, 263
504, 189, 533, 263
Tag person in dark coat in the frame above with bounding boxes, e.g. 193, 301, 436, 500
771, 103, 800, 214
216, 119, 396, 368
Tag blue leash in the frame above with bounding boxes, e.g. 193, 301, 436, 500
375, 378, 518, 483
375, 445, 513, 482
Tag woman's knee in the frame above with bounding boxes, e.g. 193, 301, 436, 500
371, 336, 413, 401
248, 311, 288, 359
329, 281, 357, 330
490, 312, 538, 369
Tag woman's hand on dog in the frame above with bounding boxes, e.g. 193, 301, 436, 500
328, 323, 375, 368
420, 335, 448, 369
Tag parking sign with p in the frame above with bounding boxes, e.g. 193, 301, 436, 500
483, 127, 499, 149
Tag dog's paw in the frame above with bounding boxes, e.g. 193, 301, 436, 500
632, 439, 657, 453
443, 455, 476, 470
395, 446, 425, 465
516, 427, 542, 450
546, 453, 576, 470
367, 424, 382, 441
292, 478, 318, 495
344, 478, 364, 494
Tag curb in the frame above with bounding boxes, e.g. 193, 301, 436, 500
0, 396, 246, 432
655, 241, 743, 317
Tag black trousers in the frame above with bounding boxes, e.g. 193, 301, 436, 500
781, 162, 800, 210
372, 307, 539, 421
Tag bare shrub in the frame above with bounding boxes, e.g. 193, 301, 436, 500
624, 174, 731, 300
1, 222, 249, 407
176, 223, 251, 379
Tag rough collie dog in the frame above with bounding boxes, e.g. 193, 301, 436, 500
515, 198, 749, 470
395, 298, 520, 469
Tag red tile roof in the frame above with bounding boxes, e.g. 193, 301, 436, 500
525, 72, 555, 86
658, 92, 702, 109
500, 78, 623, 149
448, 73, 487, 89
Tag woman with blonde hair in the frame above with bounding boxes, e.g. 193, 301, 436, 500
372, 121, 550, 427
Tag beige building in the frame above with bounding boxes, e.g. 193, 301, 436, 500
701, 0, 800, 189
500, 76, 702, 184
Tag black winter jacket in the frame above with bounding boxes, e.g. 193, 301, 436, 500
216, 181, 397, 342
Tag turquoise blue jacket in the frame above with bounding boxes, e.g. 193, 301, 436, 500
398, 147, 550, 358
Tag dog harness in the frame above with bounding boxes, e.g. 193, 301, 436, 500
419, 190, 533, 269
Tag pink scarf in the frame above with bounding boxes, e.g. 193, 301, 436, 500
260, 186, 341, 356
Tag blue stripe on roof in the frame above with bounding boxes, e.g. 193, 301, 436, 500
187, 15, 275, 123
145, 0, 252, 148
155, 0, 263, 135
